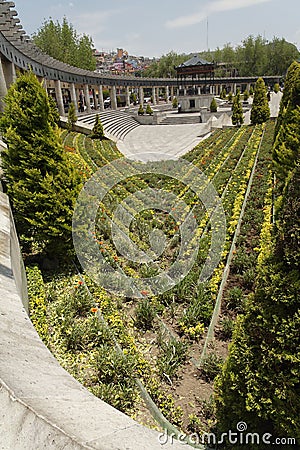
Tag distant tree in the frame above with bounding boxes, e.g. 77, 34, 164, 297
273, 83, 280, 93
146, 104, 153, 115
210, 97, 218, 112
220, 88, 227, 99
67, 102, 77, 131
32, 17, 96, 70
231, 91, 244, 126
228, 91, 233, 102
249, 85, 254, 95
0, 71, 81, 257
172, 97, 178, 108
90, 114, 104, 140
250, 77, 270, 124
138, 104, 144, 115
243, 89, 249, 101
142, 51, 187, 78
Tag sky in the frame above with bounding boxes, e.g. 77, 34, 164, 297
14, 0, 300, 58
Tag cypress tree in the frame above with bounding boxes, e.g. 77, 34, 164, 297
90, 114, 104, 140
0, 71, 81, 257
250, 77, 270, 124
231, 91, 244, 126
210, 97, 218, 112
67, 101, 77, 131
273, 61, 300, 184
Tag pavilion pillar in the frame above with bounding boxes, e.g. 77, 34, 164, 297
110, 85, 117, 110
247, 83, 251, 92
183, 87, 187, 96
170, 86, 174, 99
70, 83, 78, 112
84, 84, 92, 113
98, 85, 104, 111
139, 86, 144, 105
126, 86, 131, 107
0, 59, 7, 113
92, 87, 98, 110
165, 86, 170, 103
54, 80, 65, 116
152, 87, 157, 105
197, 86, 201, 95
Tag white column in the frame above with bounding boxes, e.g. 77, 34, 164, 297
170, 86, 174, 99
152, 87, 157, 105
70, 83, 78, 112
98, 85, 104, 111
84, 84, 92, 113
0, 58, 8, 112
166, 86, 170, 103
110, 85, 117, 110
54, 80, 65, 116
126, 86, 130, 107
92, 87, 98, 110
139, 86, 144, 105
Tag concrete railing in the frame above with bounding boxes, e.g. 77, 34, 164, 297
0, 191, 191, 449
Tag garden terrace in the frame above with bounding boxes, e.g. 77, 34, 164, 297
23, 121, 278, 436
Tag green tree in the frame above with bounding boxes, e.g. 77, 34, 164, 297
273, 83, 280, 93
0, 71, 81, 257
142, 51, 187, 78
243, 89, 249, 101
215, 164, 300, 442
210, 97, 217, 112
231, 91, 244, 126
172, 96, 178, 108
90, 114, 104, 140
32, 17, 96, 71
138, 104, 144, 115
145, 104, 153, 115
250, 77, 270, 124
220, 88, 227, 100
227, 91, 233, 102
273, 61, 300, 183
67, 101, 77, 131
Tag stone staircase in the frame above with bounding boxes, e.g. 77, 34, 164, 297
77, 111, 141, 140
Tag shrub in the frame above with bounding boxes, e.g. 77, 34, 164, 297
273, 83, 280, 93
172, 96, 178, 108
90, 114, 104, 140
138, 104, 144, 115
210, 97, 217, 112
157, 336, 188, 379
134, 299, 156, 330
199, 352, 223, 381
145, 103, 153, 115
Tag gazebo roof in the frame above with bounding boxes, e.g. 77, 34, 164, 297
176, 55, 214, 68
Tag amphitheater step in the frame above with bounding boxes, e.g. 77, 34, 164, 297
77, 111, 141, 140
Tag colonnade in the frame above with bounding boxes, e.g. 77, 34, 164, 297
0, 57, 271, 116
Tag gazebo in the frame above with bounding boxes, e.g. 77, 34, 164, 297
175, 55, 215, 93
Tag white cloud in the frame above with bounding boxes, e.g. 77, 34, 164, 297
72, 9, 122, 38
166, 0, 273, 29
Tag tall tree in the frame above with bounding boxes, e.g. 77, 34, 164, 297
67, 102, 77, 131
273, 61, 300, 185
231, 91, 244, 126
250, 77, 270, 124
0, 71, 81, 257
32, 17, 96, 71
